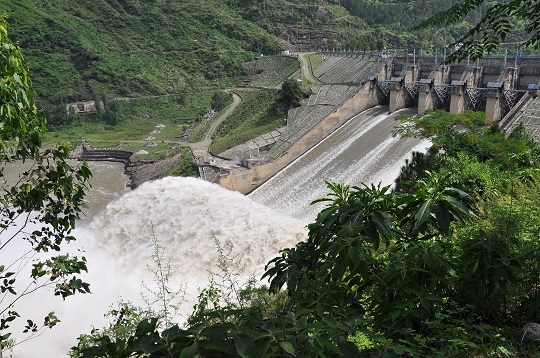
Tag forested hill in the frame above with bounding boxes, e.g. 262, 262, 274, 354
340, 0, 530, 51
0, 0, 281, 105
1, 0, 527, 114
0, 0, 369, 109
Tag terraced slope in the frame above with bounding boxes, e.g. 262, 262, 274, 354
506, 97, 540, 141
264, 57, 381, 159
314, 56, 378, 84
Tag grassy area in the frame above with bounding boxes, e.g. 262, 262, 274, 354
41, 68, 293, 159
209, 90, 284, 154
44, 93, 215, 158
308, 54, 324, 71
0, 0, 281, 114
243, 55, 300, 87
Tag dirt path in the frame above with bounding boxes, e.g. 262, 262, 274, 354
188, 92, 241, 159
298, 53, 318, 84
205, 93, 241, 141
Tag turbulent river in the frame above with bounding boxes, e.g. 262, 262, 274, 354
7, 106, 428, 357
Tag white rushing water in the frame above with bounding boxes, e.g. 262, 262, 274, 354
249, 106, 431, 222
7, 175, 307, 357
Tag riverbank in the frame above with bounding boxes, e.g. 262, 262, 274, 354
72, 144, 182, 189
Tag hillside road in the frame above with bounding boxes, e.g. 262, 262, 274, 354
298, 53, 318, 84
188, 92, 241, 160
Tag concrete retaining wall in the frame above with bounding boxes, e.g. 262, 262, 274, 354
216, 80, 382, 194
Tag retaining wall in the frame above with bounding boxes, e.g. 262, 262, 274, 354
215, 79, 382, 193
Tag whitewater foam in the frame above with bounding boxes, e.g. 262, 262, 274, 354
10, 176, 307, 357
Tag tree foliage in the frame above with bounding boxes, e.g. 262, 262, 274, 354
0, 17, 91, 349
416, 0, 540, 61
210, 91, 232, 112
278, 79, 306, 113
72, 109, 540, 356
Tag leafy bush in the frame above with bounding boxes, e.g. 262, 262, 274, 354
210, 91, 233, 111
167, 147, 197, 177
70, 78, 540, 358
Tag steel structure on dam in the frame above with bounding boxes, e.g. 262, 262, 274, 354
367, 52, 540, 123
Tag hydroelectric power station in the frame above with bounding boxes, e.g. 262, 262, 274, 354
198, 52, 540, 194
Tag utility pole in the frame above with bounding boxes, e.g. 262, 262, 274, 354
442, 48, 446, 83
385, 47, 388, 80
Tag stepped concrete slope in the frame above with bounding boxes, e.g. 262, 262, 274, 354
266, 84, 361, 160
212, 52, 540, 193
314, 56, 379, 84
212, 55, 386, 193
214, 57, 382, 163
504, 96, 540, 141
79, 147, 133, 165
77, 145, 182, 188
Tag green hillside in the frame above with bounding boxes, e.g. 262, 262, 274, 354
0, 0, 377, 132
340, 0, 532, 51
0, 1, 280, 105
1, 0, 533, 112
2, 0, 534, 152
0, 0, 372, 102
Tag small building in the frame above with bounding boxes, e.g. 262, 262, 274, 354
66, 101, 97, 114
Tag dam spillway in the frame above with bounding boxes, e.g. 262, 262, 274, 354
249, 106, 430, 223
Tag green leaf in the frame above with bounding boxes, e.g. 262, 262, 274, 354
180, 342, 198, 358
414, 198, 433, 232
131, 334, 161, 353
134, 318, 158, 337
371, 210, 393, 236
200, 322, 234, 337
279, 341, 296, 356
348, 247, 361, 272
444, 196, 472, 217
235, 333, 271, 358
338, 341, 361, 358
200, 340, 234, 354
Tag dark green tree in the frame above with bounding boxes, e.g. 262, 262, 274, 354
101, 95, 119, 126
210, 91, 232, 112
0, 17, 91, 350
278, 79, 304, 112
416, 0, 540, 61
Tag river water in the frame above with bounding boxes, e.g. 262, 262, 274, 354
6, 106, 428, 357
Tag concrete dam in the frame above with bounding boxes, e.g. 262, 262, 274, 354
199, 53, 540, 194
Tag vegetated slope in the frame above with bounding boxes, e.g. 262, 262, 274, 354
209, 89, 283, 154
0, 0, 280, 108
1, 0, 375, 129
340, 0, 532, 51
243, 55, 300, 88
226, 0, 377, 51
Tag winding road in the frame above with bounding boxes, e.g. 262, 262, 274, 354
298, 53, 318, 84
188, 92, 241, 159
190, 53, 313, 159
